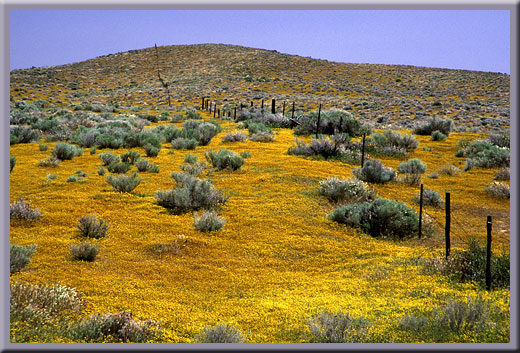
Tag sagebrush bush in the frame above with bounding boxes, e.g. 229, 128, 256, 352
249, 131, 275, 142
10, 126, 40, 145
487, 132, 510, 148
430, 130, 447, 141
353, 159, 396, 184
319, 177, 376, 203
98, 152, 120, 166
222, 131, 248, 142
438, 164, 461, 176
70, 311, 160, 343
485, 181, 510, 199
414, 188, 443, 207
10, 197, 41, 220
10, 155, 16, 173
67, 175, 81, 182
294, 108, 372, 137
180, 161, 206, 177
240, 151, 251, 159
307, 309, 370, 343
120, 150, 141, 165
76, 214, 109, 239
184, 153, 198, 164
205, 149, 244, 171
147, 163, 160, 173
194, 211, 226, 232
155, 172, 228, 213
494, 167, 510, 180
106, 161, 131, 174
106, 172, 142, 193
463, 140, 510, 170
247, 122, 271, 135
397, 158, 426, 174
413, 116, 453, 136
97, 167, 106, 176
150, 234, 189, 256
329, 198, 420, 240
421, 237, 510, 289
70, 242, 99, 262
196, 323, 246, 343
134, 158, 150, 172
52, 143, 83, 161
171, 137, 198, 150
10, 244, 37, 273
39, 143, 49, 151
144, 144, 161, 157
288, 134, 350, 159
38, 156, 61, 168
434, 295, 489, 332
367, 130, 419, 152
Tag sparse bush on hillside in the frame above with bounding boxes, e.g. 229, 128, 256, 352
52, 143, 83, 161
288, 134, 351, 159
155, 172, 227, 213
38, 156, 61, 168
463, 140, 509, 170
413, 116, 453, 136
413, 188, 443, 207
106, 172, 142, 193
196, 323, 246, 343
184, 154, 198, 164
120, 150, 141, 165
329, 198, 420, 240
144, 144, 161, 157
205, 149, 244, 171
222, 131, 248, 142
70, 242, 99, 262
307, 309, 370, 343
10, 155, 16, 173
98, 152, 120, 166
134, 158, 150, 172
236, 107, 290, 128
487, 132, 510, 148
193, 210, 226, 232
171, 137, 198, 150
353, 159, 396, 184
10, 244, 37, 273
150, 234, 189, 256
485, 181, 510, 199
294, 108, 372, 137
319, 177, 376, 203
106, 161, 131, 174
397, 158, 427, 174
10, 197, 41, 221
494, 167, 510, 180
367, 130, 419, 153
180, 161, 207, 177
10, 126, 40, 145
249, 131, 275, 142
430, 130, 447, 141
76, 214, 109, 239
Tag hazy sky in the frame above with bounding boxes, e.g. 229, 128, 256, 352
10, 10, 510, 74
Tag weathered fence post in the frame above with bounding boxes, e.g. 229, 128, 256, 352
234, 107, 237, 120
213, 104, 216, 118
361, 133, 366, 167
217, 108, 220, 118
418, 184, 424, 239
272, 99, 276, 114
290, 102, 295, 128
201, 97, 205, 108
282, 101, 286, 116
209, 102, 212, 113
486, 215, 492, 290
445, 192, 451, 259
261, 99, 264, 112
251, 101, 253, 107
315, 104, 322, 138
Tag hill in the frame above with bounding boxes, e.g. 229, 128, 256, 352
10, 43, 510, 133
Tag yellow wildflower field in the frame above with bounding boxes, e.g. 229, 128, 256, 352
10, 110, 510, 343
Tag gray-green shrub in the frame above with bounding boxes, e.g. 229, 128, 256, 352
319, 177, 376, 203
494, 167, 510, 180
10, 244, 37, 273
307, 309, 370, 343
222, 131, 248, 142
70, 242, 99, 262
98, 152, 120, 166
413, 116, 453, 136
52, 143, 83, 161
193, 211, 226, 232
397, 158, 427, 174
171, 137, 198, 150
205, 149, 244, 171
184, 154, 198, 164
10, 197, 41, 220
414, 188, 443, 207
120, 150, 141, 165
196, 323, 245, 343
486, 182, 510, 199
144, 144, 161, 157
106, 172, 142, 193
430, 130, 447, 141
10, 156, 16, 173
76, 214, 109, 239
106, 162, 131, 174
353, 159, 396, 184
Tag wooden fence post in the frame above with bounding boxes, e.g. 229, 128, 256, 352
445, 192, 451, 259
209, 102, 212, 113
213, 104, 216, 118
272, 99, 276, 114
290, 102, 295, 128
234, 107, 237, 120
261, 99, 264, 112
361, 133, 366, 167
486, 216, 492, 290
201, 97, 205, 108
282, 101, 286, 116
315, 104, 322, 138
251, 101, 253, 107
418, 184, 423, 239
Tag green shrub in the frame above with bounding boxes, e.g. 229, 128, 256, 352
222, 131, 248, 142
247, 122, 271, 135
10, 197, 41, 220
90, 146, 97, 155
171, 137, 198, 150
97, 167, 106, 176
438, 164, 461, 176
397, 158, 426, 174
46, 173, 57, 181
39, 144, 49, 151
434, 295, 489, 332
196, 323, 245, 343
454, 149, 465, 158
70, 311, 160, 343
413, 188, 443, 207
67, 175, 81, 182
75, 169, 87, 178
180, 162, 207, 177
288, 134, 350, 159
147, 163, 160, 173
10, 244, 37, 273
353, 159, 396, 184
329, 198, 420, 240
485, 182, 510, 199
184, 154, 198, 164
294, 108, 372, 137
144, 144, 161, 157
307, 309, 370, 343
134, 158, 150, 172
240, 151, 251, 159
205, 149, 244, 171
52, 143, 83, 161
10, 155, 16, 173
155, 172, 227, 214
107, 162, 131, 174
120, 150, 141, 165
319, 177, 376, 203
487, 132, 510, 148
70, 242, 99, 262
193, 211, 226, 232
494, 167, 510, 180
10, 126, 40, 145
99, 152, 120, 166
413, 116, 453, 136
463, 140, 510, 170
430, 130, 447, 141
106, 172, 142, 193
76, 214, 109, 239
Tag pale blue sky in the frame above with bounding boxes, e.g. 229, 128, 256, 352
10, 10, 510, 74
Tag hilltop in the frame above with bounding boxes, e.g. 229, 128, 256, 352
10, 43, 510, 133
